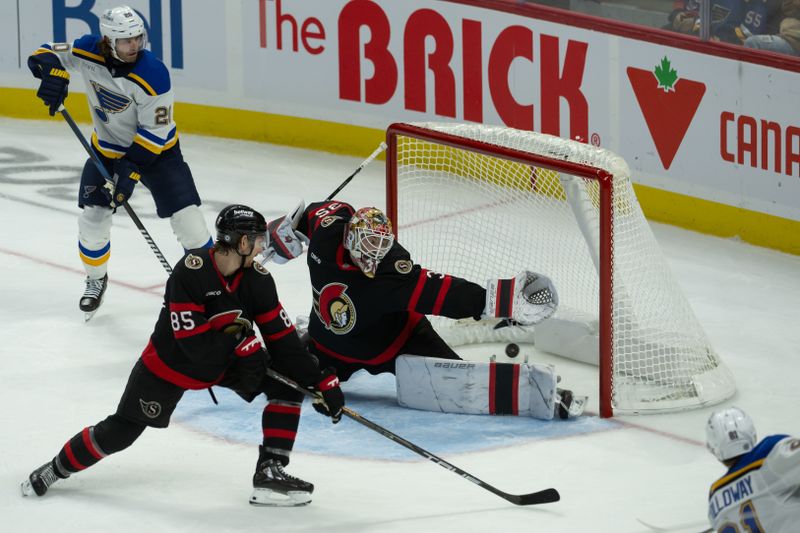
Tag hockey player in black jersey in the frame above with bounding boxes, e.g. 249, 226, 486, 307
262, 200, 585, 420
21, 205, 344, 507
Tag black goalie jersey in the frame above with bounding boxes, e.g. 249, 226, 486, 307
296, 201, 487, 367
141, 248, 321, 389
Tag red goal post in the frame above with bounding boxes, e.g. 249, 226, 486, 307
385, 122, 735, 417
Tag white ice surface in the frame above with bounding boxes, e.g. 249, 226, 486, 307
1, 117, 799, 533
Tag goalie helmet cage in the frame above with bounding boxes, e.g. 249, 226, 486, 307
385, 122, 736, 417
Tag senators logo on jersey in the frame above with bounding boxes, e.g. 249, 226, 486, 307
208, 310, 251, 334
313, 282, 356, 335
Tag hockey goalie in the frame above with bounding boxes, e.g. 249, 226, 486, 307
260, 199, 587, 421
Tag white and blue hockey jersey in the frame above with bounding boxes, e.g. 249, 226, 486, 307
708, 434, 800, 532
29, 34, 177, 166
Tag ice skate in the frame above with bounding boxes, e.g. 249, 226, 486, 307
250, 457, 313, 507
555, 388, 587, 419
79, 274, 108, 321
21, 460, 64, 497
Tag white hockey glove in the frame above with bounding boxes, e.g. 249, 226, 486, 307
258, 201, 308, 265
484, 271, 558, 326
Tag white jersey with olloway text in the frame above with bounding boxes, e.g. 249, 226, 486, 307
30, 34, 177, 161
708, 434, 800, 532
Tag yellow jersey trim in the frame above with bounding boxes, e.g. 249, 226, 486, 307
72, 47, 105, 63
710, 459, 765, 496
91, 132, 125, 159
133, 135, 163, 154
127, 73, 157, 96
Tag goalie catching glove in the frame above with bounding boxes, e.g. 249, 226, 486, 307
258, 201, 308, 265
308, 368, 345, 423
484, 271, 558, 325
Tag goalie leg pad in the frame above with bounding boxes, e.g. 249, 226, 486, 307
395, 355, 558, 420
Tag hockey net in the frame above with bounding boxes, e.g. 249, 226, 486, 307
386, 122, 735, 416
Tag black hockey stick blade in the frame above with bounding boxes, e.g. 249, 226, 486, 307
512, 487, 561, 506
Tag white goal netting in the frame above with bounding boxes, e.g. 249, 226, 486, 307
388, 122, 735, 415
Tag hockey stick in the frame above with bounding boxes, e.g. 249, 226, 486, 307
265, 367, 560, 506
59, 106, 173, 274
636, 517, 712, 532
325, 142, 388, 201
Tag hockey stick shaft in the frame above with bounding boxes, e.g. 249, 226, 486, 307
59, 107, 173, 274
265, 368, 559, 506
325, 142, 388, 201
636, 517, 712, 532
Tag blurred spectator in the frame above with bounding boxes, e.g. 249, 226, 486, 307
667, 0, 783, 44
744, 0, 800, 55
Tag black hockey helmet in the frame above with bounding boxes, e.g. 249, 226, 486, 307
215, 204, 268, 247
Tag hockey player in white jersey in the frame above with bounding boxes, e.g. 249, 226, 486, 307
27, 5, 212, 318
706, 407, 800, 532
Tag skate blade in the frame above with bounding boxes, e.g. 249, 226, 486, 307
567, 395, 588, 418
249, 488, 312, 507
21, 479, 35, 497
84, 310, 98, 322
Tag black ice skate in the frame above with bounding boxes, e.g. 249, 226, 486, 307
250, 455, 313, 507
21, 460, 66, 497
555, 388, 587, 419
79, 274, 108, 321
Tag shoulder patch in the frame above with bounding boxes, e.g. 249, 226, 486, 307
321, 215, 338, 228
184, 254, 203, 269
253, 261, 270, 275
395, 259, 413, 274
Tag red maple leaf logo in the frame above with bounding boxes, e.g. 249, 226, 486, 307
627, 57, 706, 169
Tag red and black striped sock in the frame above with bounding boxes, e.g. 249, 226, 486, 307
261, 400, 302, 466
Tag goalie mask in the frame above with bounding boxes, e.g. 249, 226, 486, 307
344, 207, 394, 278
705, 407, 757, 462
100, 6, 148, 62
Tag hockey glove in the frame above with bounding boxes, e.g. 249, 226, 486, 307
36, 66, 70, 116
265, 215, 307, 264
484, 270, 558, 326
310, 368, 344, 423
112, 158, 140, 205
232, 332, 272, 394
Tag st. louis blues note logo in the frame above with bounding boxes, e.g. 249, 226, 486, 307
313, 282, 356, 335
90, 80, 132, 122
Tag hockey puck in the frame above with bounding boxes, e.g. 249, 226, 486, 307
505, 343, 520, 358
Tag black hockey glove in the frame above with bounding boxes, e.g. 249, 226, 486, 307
112, 158, 140, 205
309, 368, 345, 423
36, 65, 70, 116
232, 332, 272, 394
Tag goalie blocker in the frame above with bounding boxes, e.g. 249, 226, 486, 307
395, 355, 586, 420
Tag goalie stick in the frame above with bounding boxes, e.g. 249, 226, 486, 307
325, 142, 388, 201
59, 106, 173, 275
265, 367, 560, 506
